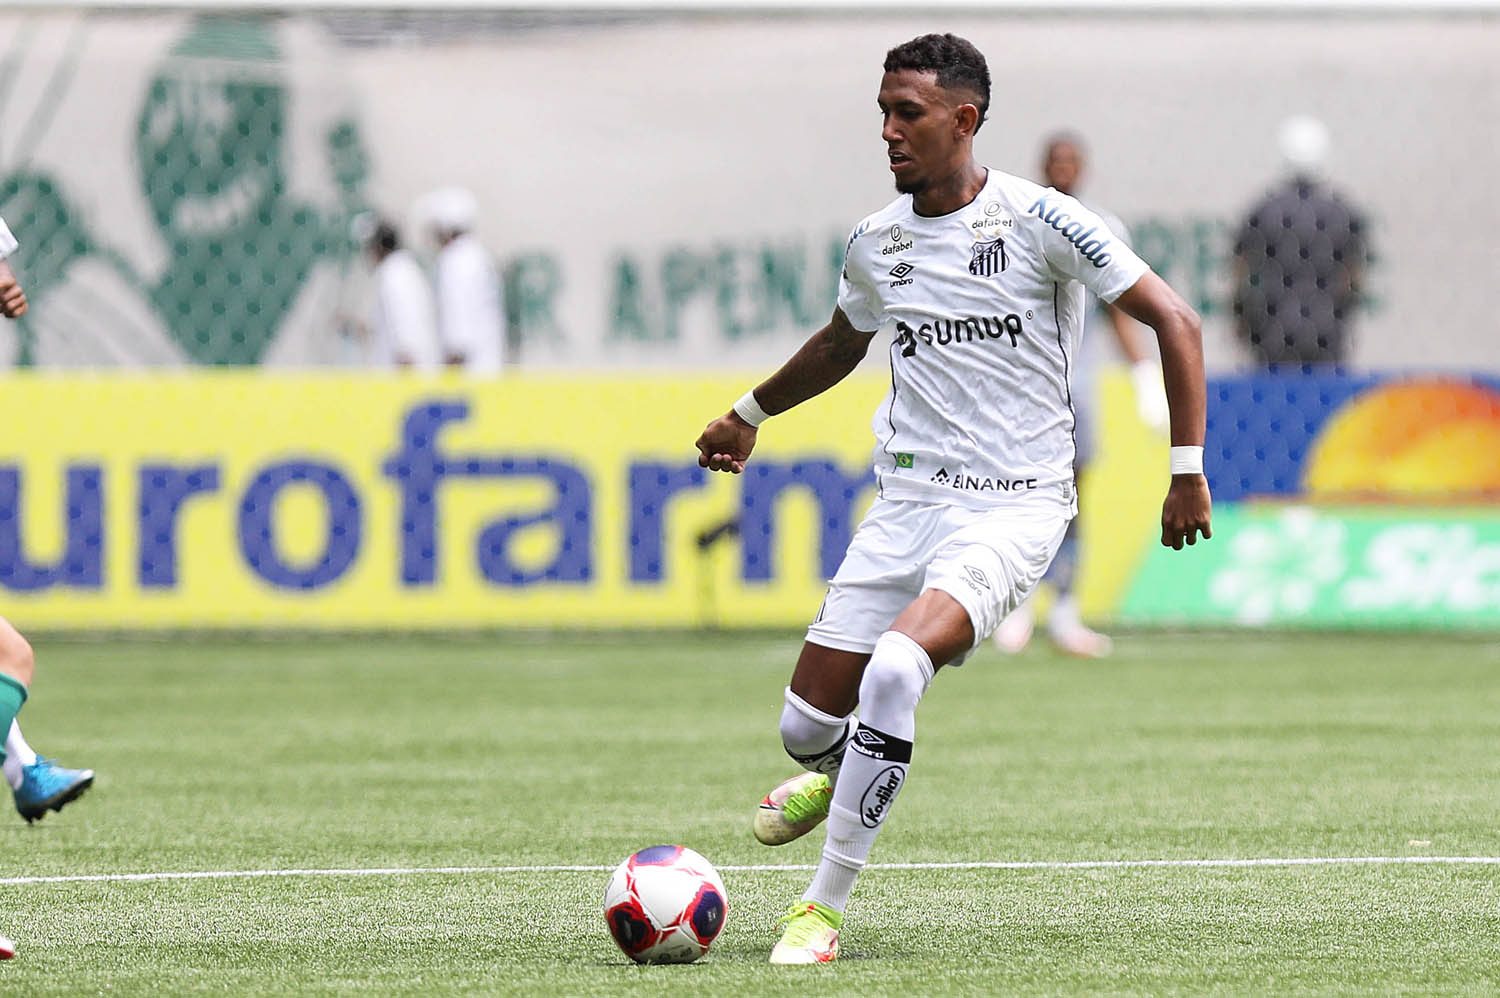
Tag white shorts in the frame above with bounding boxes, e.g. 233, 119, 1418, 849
805, 497, 1070, 659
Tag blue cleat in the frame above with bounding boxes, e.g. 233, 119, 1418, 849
13, 757, 94, 823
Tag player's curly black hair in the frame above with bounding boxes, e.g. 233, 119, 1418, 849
883, 34, 991, 133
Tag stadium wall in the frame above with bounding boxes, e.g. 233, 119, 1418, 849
0, 9, 1496, 373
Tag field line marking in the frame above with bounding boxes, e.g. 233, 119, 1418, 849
3, 856, 1500, 886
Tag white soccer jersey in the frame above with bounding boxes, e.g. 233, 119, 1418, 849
838, 168, 1148, 511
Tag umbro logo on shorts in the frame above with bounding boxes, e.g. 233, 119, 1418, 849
964, 565, 991, 590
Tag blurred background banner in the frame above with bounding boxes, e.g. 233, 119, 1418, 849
2, 370, 1492, 630
0, 6, 1495, 632
1122, 373, 1500, 629
0, 7, 1496, 371
0, 374, 889, 628
1121, 504, 1500, 629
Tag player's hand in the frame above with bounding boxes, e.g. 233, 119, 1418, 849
0, 262, 27, 319
1161, 473, 1212, 550
695, 411, 757, 474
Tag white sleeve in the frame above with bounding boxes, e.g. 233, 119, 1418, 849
1032, 191, 1148, 303
0, 217, 17, 260
836, 222, 882, 332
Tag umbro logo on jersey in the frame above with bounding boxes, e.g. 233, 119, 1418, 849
969, 237, 1008, 278
889, 261, 915, 287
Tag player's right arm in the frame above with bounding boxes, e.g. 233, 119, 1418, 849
695, 307, 876, 474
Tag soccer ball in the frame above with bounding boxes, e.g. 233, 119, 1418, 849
602, 845, 728, 964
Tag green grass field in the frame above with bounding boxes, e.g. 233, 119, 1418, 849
2, 631, 1500, 995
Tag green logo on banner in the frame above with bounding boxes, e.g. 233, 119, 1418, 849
895, 452, 914, 469
1120, 504, 1500, 629
1, 15, 369, 366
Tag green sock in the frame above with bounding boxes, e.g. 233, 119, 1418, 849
0, 675, 27, 766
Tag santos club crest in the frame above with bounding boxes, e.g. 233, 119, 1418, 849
968, 237, 1008, 278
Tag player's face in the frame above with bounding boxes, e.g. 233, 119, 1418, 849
1043, 141, 1083, 194
878, 69, 974, 196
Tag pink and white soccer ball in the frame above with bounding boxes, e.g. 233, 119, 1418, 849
602, 845, 728, 964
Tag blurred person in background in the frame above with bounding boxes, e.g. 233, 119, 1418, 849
992, 132, 1170, 659
0, 216, 95, 824
353, 214, 441, 371
420, 187, 506, 375
1232, 115, 1369, 369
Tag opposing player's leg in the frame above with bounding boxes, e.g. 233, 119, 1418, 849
0, 620, 35, 814
8, 719, 94, 824
772, 507, 1068, 964
0, 619, 94, 823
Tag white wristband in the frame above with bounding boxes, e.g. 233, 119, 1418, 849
1170, 446, 1204, 475
733, 390, 770, 428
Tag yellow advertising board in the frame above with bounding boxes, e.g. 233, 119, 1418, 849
0, 373, 1159, 630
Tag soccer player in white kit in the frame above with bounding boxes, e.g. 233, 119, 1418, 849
695, 34, 1212, 964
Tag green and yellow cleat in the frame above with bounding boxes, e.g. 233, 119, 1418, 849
753, 772, 832, 845
769, 901, 841, 964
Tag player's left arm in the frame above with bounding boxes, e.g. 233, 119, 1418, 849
1113, 271, 1211, 550
0, 217, 26, 319
0, 262, 26, 319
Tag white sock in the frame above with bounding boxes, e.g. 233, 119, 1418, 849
803, 631, 932, 913
1049, 593, 1083, 634
4, 720, 37, 790
779, 687, 855, 785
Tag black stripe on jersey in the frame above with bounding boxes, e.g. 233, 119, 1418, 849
881, 336, 902, 491
1052, 282, 1078, 469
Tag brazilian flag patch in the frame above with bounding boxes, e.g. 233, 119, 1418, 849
895, 453, 914, 469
